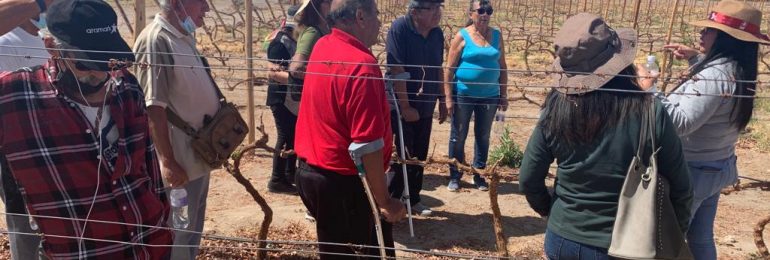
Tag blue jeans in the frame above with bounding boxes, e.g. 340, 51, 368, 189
686, 156, 738, 260
544, 229, 610, 260
448, 96, 499, 180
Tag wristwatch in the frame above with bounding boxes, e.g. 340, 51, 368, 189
34, 0, 46, 13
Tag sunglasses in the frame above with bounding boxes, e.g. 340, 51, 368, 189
475, 7, 493, 15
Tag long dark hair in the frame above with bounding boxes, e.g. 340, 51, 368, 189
540, 65, 649, 147
683, 30, 757, 131
464, 0, 492, 26
296, 0, 327, 34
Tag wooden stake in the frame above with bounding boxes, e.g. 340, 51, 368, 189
114, 0, 134, 35
632, 0, 642, 29
620, 0, 628, 24
603, 0, 611, 19
583, 0, 588, 12
551, 0, 557, 36
661, 0, 681, 92
246, 0, 255, 143
133, 0, 145, 43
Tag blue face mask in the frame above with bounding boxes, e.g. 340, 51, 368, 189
181, 16, 197, 34
30, 13, 46, 30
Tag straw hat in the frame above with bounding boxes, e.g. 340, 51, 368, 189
296, 0, 315, 17
689, 0, 769, 44
552, 13, 638, 95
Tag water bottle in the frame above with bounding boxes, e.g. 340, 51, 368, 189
29, 217, 38, 231
645, 55, 660, 92
493, 111, 505, 137
169, 188, 189, 229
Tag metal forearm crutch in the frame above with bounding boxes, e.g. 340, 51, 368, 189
349, 142, 387, 259
384, 72, 415, 237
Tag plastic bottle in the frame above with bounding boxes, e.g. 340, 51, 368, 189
169, 188, 189, 229
493, 111, 505, 137
29, 217, 38, 231
645, 55, 660, 92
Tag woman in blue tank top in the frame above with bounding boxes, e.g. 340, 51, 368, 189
443, 0, 508, 192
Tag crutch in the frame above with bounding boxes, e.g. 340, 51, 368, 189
349, 142, 387, 259
384, 72, 415, 237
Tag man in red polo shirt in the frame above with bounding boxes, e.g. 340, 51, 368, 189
294, 0, 405, 258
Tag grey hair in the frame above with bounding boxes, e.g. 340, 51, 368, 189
327, 0, 376, 25
407, 0, 422, 10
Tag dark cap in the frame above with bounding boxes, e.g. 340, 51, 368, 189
47, 0, 134, 71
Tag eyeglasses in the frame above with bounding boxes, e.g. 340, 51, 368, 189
475, 7, 493, 15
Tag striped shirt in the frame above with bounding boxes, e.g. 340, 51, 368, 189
0, 62, 172, 259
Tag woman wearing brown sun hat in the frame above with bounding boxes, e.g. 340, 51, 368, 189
639, 1, 767, 259
519, 13, 693, 259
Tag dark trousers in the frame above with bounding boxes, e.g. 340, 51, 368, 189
270, 105, 297, 183
389, 112, 433, 205
296, 161, 395, 259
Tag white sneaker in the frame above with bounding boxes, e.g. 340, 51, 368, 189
411, 202, 432, 216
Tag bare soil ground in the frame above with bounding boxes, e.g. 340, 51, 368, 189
2, 0, 770, 259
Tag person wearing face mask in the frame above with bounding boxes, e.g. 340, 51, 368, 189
0, 0, 173, 258
0, 15, 49, 260
133, 0, 218, 259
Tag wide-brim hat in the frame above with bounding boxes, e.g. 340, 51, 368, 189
689, 0, 769, 44
552, 13, 638, 95
47, 0, 134, 71
296, 0, 315, 17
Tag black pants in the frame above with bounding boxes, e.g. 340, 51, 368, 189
296, 161, 395, 259
270, 104, 297, 183
389, 112, 433, 205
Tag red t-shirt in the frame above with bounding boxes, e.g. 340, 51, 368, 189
295, 29, 392, 175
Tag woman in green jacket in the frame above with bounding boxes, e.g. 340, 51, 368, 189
519, 13, 693, 259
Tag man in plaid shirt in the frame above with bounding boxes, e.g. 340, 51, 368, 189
0, 0, 173, 258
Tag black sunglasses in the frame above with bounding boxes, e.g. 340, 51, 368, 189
475, 7, 493, 15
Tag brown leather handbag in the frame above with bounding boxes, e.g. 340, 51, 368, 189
166, 57, 248, 168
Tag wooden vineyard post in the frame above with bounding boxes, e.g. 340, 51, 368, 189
620, 0, 628, 24
632, 0, 642, 29
551, 0, 557, 36
603, 0, 611, 20
583, 0, 588, 12
134, 0, 145, 43
245, 0, 255, 143
660, 0, 681, 92
114, 0, 134, 35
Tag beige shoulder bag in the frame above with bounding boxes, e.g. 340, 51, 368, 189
608, 100, 692, 260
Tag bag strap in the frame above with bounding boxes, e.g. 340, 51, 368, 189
166, 109, 198, 137
636, 101, 649, 158
648, 99, 657, 156
164, 51, 226, 137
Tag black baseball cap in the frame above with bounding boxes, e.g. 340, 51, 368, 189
47, 0, 134, 71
